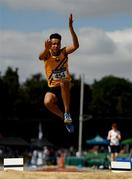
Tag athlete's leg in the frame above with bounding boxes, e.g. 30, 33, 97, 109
44, 92, 63, 119
60, 80, 74, 133
115, 152, 118, 159
111, 153, 115, 161
60, 80, 70, 113
115, 147, 120, 159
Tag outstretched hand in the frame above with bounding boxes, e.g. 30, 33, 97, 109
69, 14, 73, 27
45, 39, 51, 49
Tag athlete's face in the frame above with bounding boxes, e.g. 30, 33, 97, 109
50, 38, 61, 54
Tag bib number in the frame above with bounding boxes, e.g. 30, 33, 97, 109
52, 68, 67, 80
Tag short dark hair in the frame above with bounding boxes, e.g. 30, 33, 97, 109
50, 33, 61, 40
112, 123, 117, 129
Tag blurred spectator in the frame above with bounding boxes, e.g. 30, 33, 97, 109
119, 146, 127, 154
69, 146, 75, 156
42, 146, 49, 165
30, 150, 38, 167
107, 123, 121, 161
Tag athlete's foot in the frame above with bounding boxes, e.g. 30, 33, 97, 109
64, 112, 74, 133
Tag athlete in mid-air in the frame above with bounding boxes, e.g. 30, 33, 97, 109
39, 14, 79, 133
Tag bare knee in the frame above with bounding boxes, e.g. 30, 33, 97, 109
44, 92, 56, 108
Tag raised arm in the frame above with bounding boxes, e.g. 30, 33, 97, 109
66, 14, 79, 54
39, 39, 51, 60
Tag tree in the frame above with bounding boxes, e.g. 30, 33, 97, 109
89, 75, 132, 118
0, 67, 20, 119
16, 73, 48, 119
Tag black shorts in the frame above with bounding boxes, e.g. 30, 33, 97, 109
48, 86, 64, 110
110, 145, 120, 153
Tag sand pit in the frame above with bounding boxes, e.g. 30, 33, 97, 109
0, 166, 132, 179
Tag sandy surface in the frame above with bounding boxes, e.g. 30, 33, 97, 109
0, 167, 132, 179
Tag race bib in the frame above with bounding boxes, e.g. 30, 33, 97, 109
52, 68, 67, 80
